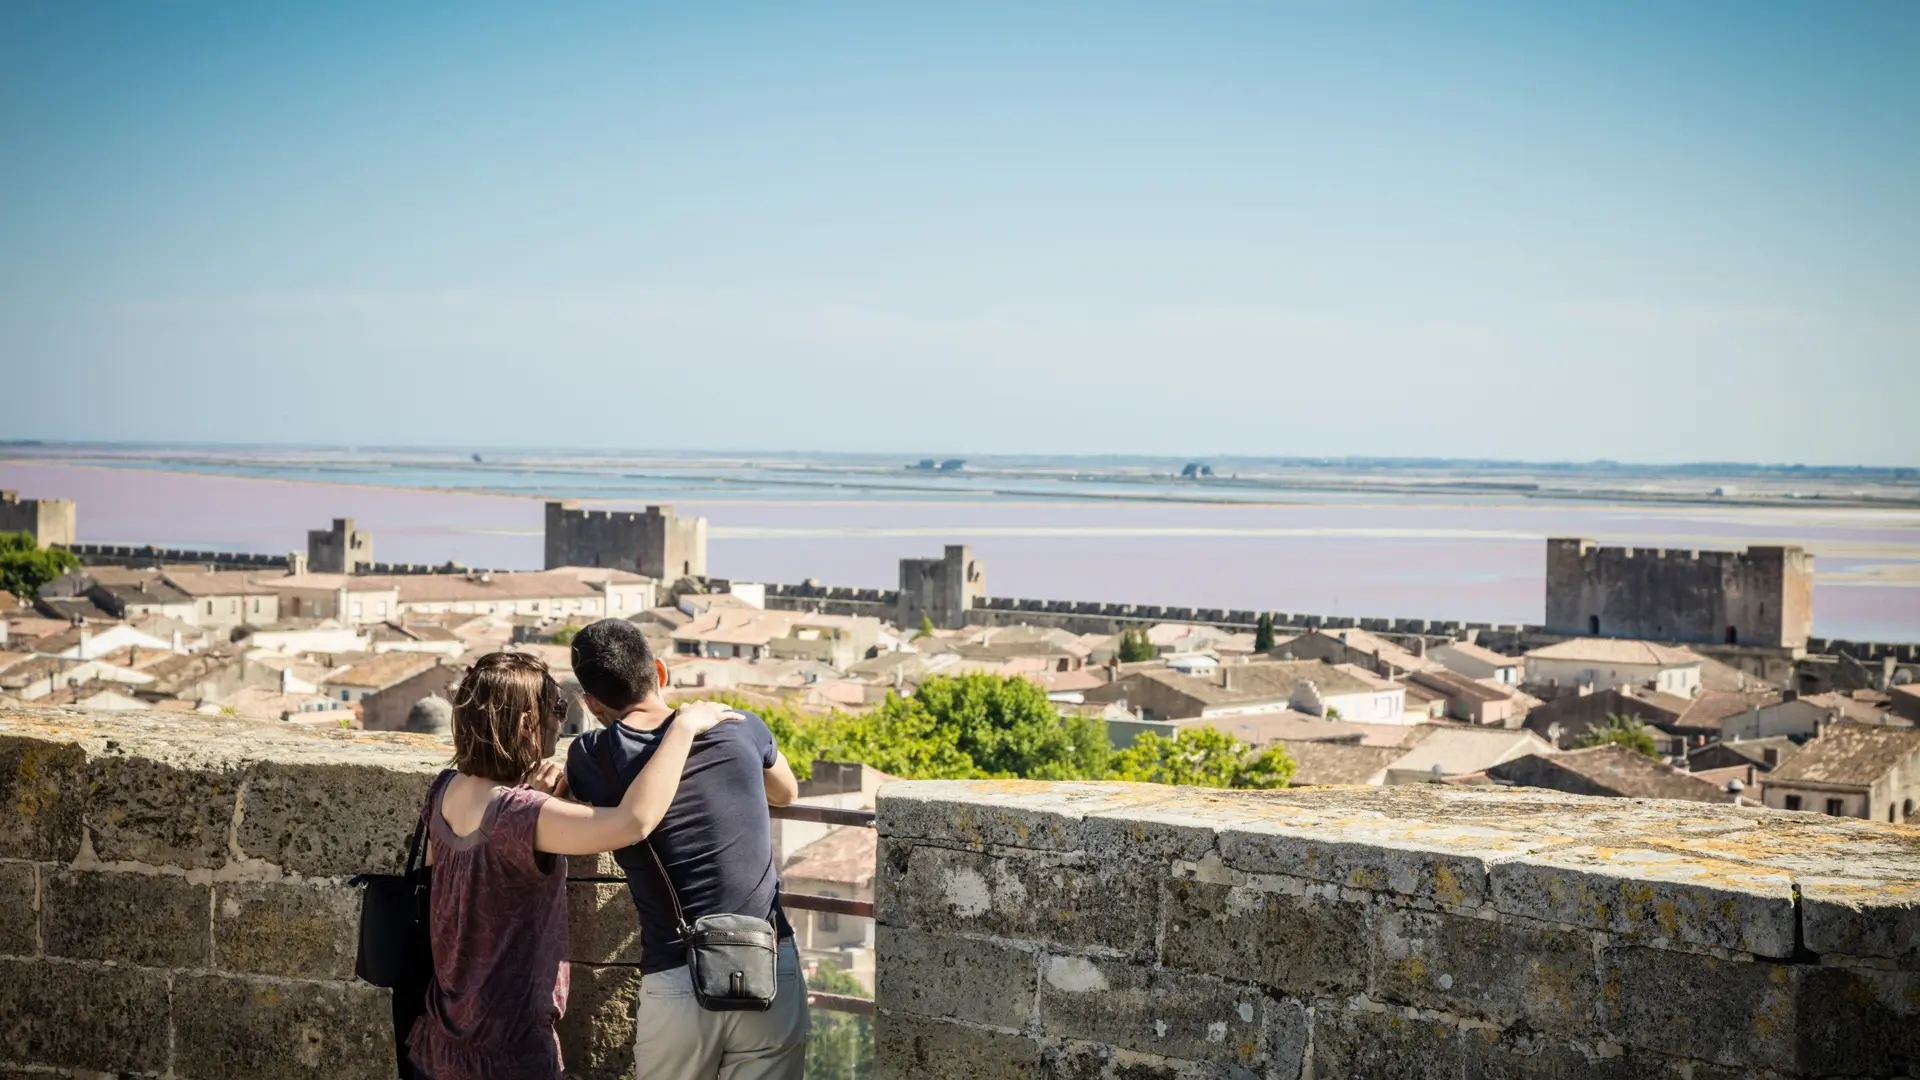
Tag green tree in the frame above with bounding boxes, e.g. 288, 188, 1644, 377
1116, 627, 1156, 663
549, 625, 579, 646
1110, 726, 1296, 789
812, 692, 984, 780
912, 673, 1111, 780
1254, 612, 1276, 652
805, 965, 873, 1080
1578, 713, 1661, 758
914, 613, 935, 640
0, 532, 78, 601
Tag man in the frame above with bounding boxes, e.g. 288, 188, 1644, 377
565, 619, 807, 1080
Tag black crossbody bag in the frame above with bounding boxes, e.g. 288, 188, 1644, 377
594, 732, 780, 1012
351, 768, 455, 1078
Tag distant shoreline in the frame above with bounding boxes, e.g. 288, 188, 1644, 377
6, 450, 1919, 513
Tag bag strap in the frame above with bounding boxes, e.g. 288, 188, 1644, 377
405, 768, 458, 879
594, 725, 692, 938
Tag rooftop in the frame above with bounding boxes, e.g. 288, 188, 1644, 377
1767, 721, 1920, 789
1276, 740, 1404, 785
1432, 638, 1519, 668
1113, 659, 1390, 708
1524, 638, 1705, 666
1492, 744, 1740, 802
322, 652, 444, 691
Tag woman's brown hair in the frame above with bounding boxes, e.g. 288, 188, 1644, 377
450, 652, 568, 783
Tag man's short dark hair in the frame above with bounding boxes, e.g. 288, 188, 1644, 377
571, 619, 657, 710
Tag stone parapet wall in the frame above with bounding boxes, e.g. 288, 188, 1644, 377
0, 707, 644, 1080
874, 781, 1920, 1079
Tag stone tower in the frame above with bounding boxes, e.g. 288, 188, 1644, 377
544, 502, 708, 580
896, 545, 985, 631
0, 491, 76, 548
307, 518, 373, 574
1544, 537, 1813, 650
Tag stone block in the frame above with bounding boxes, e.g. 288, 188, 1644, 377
874, 1011, 1042, 1080
1600, 946, 1794, 1070
1079, 791, 1276, 866
1457, 1028, 1638, 1080
1308, 1004, 1463, 1080
1656, 813, 1920, 883
1489, 847, 1795, 957
1043, 1039, 1265, 1080
1792, 964, 1920, 1077
0, 862, 35, 955
1373, 907, 1600, 1034
43, 868, 209, 967
569, 880, 643, 965
214, 881, 361, 979
1217, 817, 1506, 908
878, 780, 1183, 853
1798, 878, 1920, 967
879, 842, 1159, 956
559, 962, 644, 1080
1037, 955, 1264, 1067
1263, 998, 1309, 1080
1160, 878, 1369, 998
84, 750, 243, 868
0, 956, 171, 1073
173, 973, 393, 1080
875, 925, 1037, 1030
237, 760, 438, 876
0, 735, 85, 862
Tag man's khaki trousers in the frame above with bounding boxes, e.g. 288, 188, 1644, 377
632, 939, 811, 1080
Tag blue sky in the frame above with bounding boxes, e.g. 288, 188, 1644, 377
1, 2, 1914, 464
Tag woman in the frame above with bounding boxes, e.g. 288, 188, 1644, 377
407, 651, 738, 1080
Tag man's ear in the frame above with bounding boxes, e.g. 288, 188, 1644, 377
654, 657, 669, 692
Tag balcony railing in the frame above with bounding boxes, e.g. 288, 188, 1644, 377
771, 802, 877, 1016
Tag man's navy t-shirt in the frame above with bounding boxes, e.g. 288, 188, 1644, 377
565, 711, 793, 975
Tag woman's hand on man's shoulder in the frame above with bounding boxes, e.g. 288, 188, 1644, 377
523, 760, 568, 797
675, 700, 745, 737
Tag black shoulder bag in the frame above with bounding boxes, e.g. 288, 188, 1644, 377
351, 768, 455, 1078
594, 731, 780, 1012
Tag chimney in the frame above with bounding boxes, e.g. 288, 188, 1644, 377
171, 630, 184, 654
289, 552, 309, 576
1221, 666, 1235, 692
281, 667, 294, 694
78, 629, 92, 659
335, 586, 350, 621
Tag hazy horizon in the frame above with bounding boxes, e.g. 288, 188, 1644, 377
4, 439, 1915, 473
4, 3, 1916, 464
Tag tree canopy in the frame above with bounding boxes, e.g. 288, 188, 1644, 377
0, 532, 78, 601
1110, 726, 1295, 789
689, 673, 1288, 790
1116, 627, 1156, 663
1579, 713, 1661, 758
1253, 613, 1276, 652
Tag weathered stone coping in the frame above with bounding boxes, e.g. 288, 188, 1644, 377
876, 779, 1920, 964
873, 780, 1920, 1078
